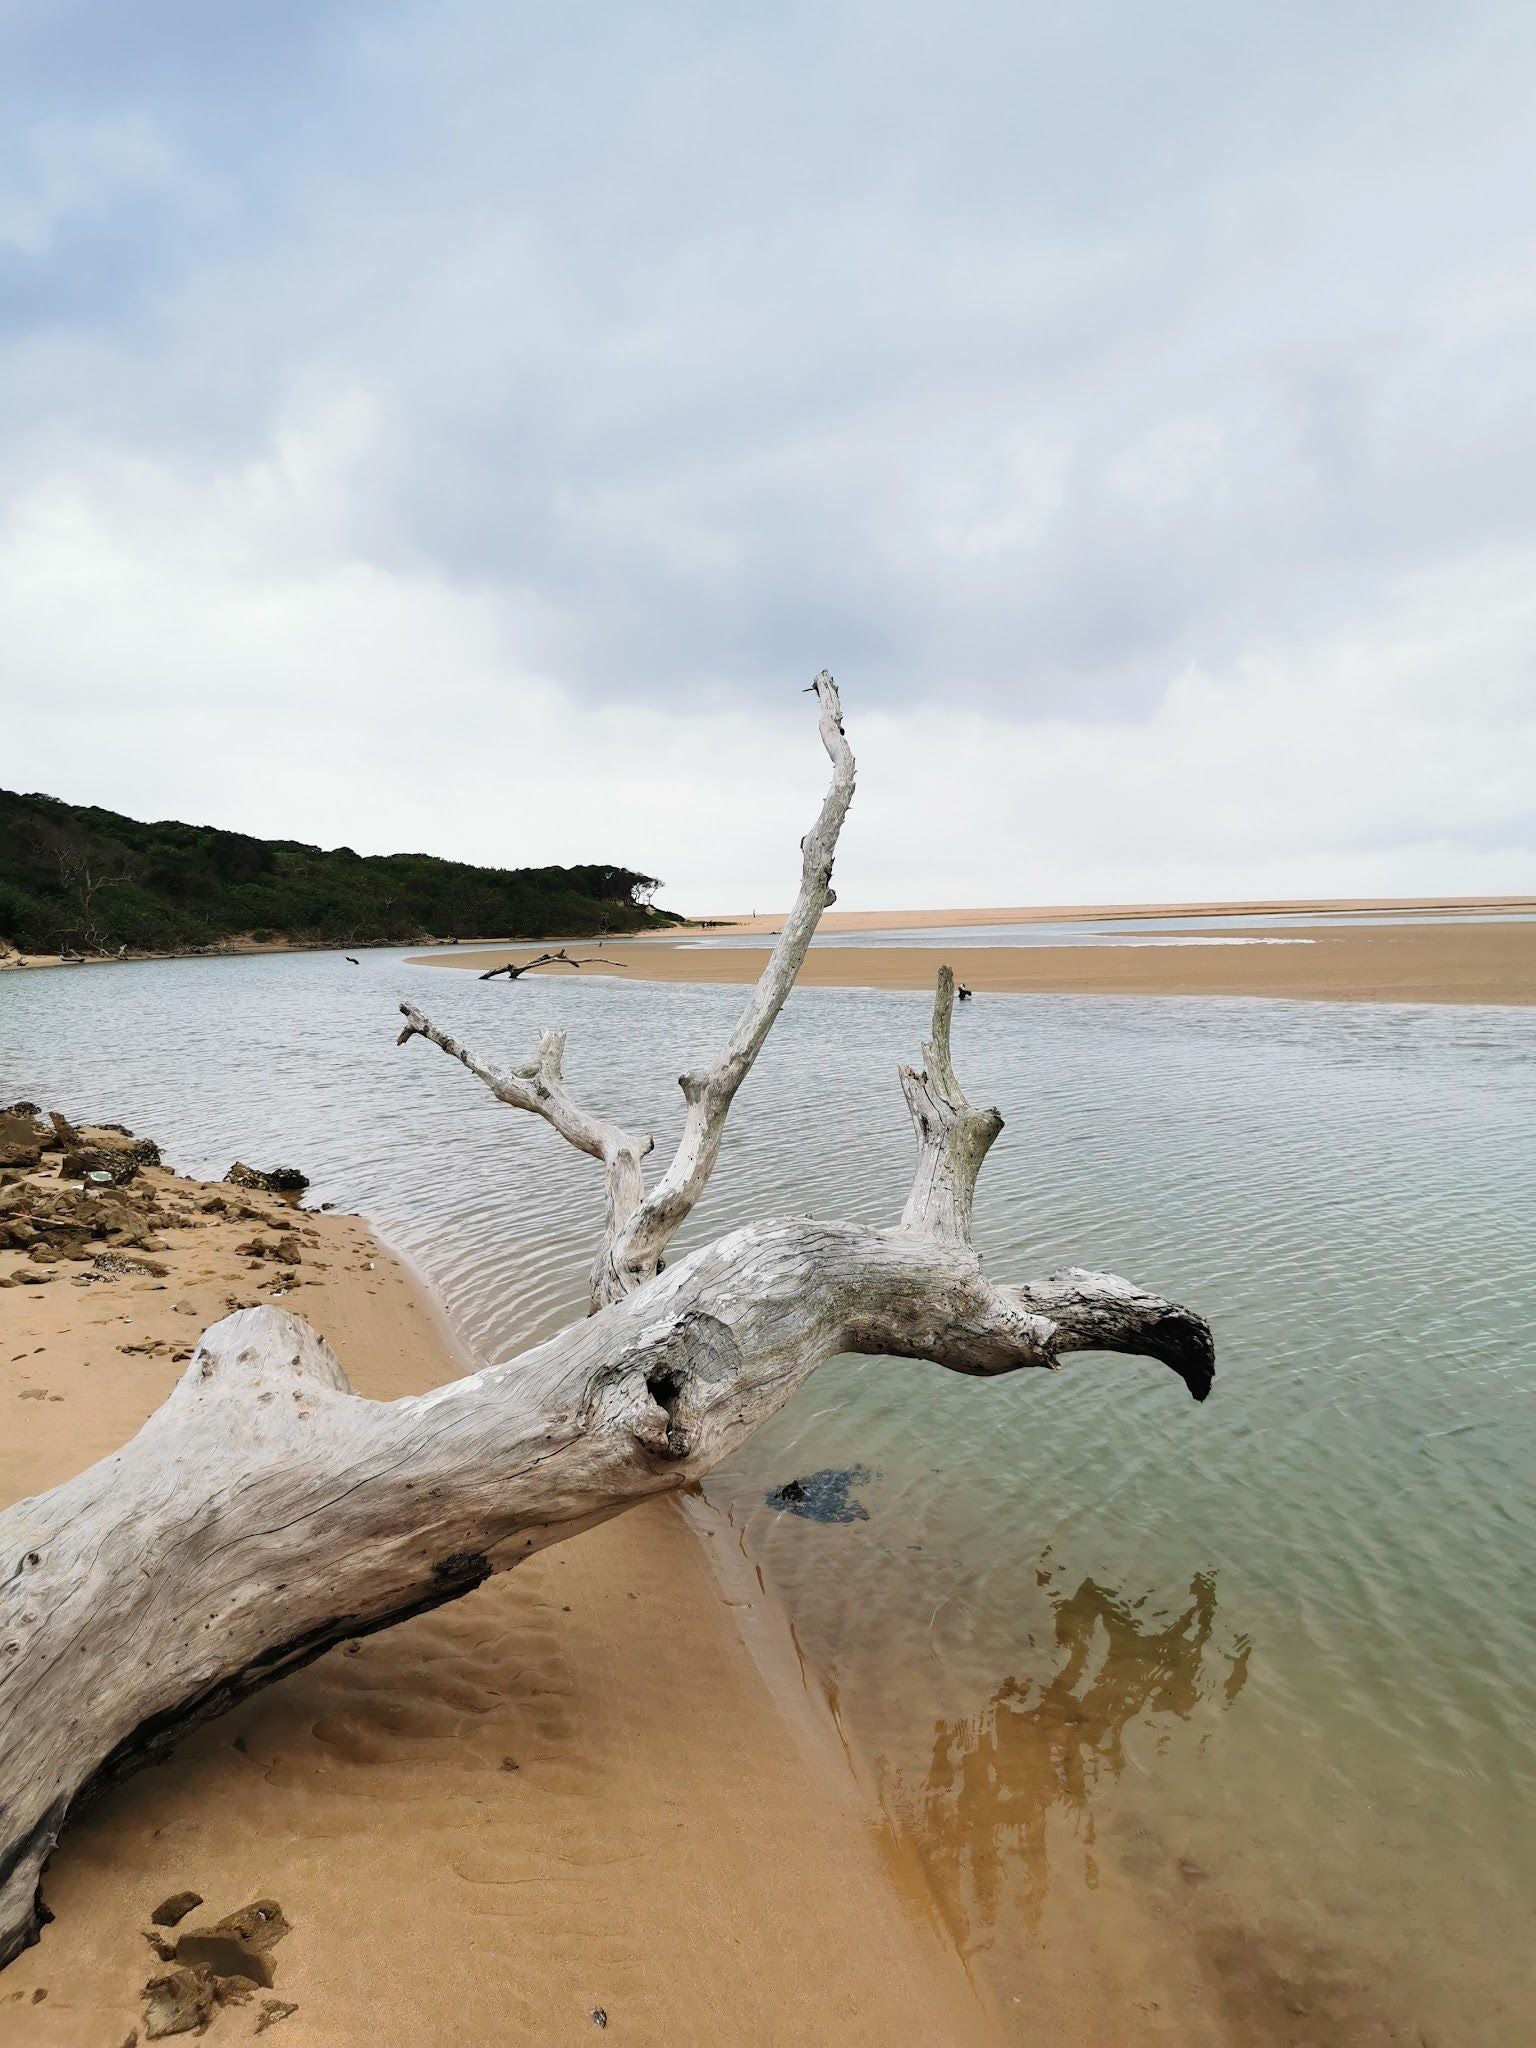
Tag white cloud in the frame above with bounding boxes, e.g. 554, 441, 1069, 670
2, 412, 1530, 909
1, 2, 1533, 905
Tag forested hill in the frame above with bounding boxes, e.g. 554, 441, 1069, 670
0, 789, 679, 955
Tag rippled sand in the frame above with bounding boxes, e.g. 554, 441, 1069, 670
0, 1162, 993, 2047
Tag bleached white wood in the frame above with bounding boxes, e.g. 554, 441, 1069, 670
0, 1220, 1208, 1967
899, 963, 1004, 1245
395, 1008, 652, 1303
0, 673, 1214, 1969
401, 670, 855, 1308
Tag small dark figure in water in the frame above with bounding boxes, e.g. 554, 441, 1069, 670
957, 983, 972, 1000
766, 1466, 875, 1524
345, 956, 359, 964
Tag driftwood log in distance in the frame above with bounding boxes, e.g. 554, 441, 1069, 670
0, 673, 1213, 1969
477, 948, 626, 981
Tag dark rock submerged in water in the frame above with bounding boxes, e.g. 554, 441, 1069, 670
766, 1465, 876, 1524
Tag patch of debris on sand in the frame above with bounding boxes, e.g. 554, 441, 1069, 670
140, 1895, 296, 2039
0, 1106, 328, 1315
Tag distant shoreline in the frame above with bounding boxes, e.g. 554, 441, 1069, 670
9, 896, 1534, 1002
0, 933, 607, 973
687, 893, 1536, 933
415, 906, 1536, 1007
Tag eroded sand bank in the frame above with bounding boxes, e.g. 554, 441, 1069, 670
0, 1129, 994, 2047
412, 916, 1536, 1005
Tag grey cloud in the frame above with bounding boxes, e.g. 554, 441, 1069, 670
3, 0, 1535, 720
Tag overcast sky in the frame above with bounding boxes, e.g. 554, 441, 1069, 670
2, 1, 1533, 911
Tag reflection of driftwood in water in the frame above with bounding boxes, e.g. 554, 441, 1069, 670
916, 1565, 1250, 1937
478, 948, 626, 981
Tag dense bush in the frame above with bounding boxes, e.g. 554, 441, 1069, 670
0, 789, 679, 955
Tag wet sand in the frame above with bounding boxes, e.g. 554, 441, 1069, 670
0, 1141, 994, 2046
413, 917, 1536, 1006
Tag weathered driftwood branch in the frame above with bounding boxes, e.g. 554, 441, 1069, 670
0, 672, 1214, 1970
899, 964, 1003, 1244
403, 670, 855, 1309
395, 1009, 653, 1280
477, 948, 625, 981
0, 1223, 1207, 1968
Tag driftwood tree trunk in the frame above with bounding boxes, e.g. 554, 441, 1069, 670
477, 948, 625, 981
0, 673, 1213, 1969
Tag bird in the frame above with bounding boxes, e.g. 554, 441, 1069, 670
956, 984, 972, 1000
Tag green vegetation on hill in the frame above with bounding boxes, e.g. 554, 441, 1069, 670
0, 789, 678, 955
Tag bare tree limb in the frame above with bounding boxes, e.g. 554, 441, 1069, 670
400, 670, 856, 1307
397, 1005, 652, 1272
599, 669, 855, 1297
477, 949, 625, 981
1000, 1269, 1215, 1398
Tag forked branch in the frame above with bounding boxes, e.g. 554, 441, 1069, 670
478, 949, 625, 981
401, 670, 856, 1307
396, 1005, 652, 1260
599, 670, 854, 1297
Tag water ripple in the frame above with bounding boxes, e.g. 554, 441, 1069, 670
4, 952, 1534, 2041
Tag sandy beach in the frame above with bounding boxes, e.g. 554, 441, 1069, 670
703, 895, 1536, 933
0, 1122, 994, 2046
412, 914, 1536, 1006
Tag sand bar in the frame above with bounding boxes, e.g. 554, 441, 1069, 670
698, 894, 1536, 934
413, 917, 1536, 1006
0, 1123, 994, 2046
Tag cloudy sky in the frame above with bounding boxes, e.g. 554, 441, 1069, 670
2, 1, 1533, 911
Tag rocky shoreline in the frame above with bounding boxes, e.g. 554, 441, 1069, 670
0, 1106, 319, 1311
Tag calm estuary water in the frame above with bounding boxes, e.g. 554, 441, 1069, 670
3, 951, 1533, 2043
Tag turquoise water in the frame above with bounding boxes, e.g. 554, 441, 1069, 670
3, 952, 1533, 2042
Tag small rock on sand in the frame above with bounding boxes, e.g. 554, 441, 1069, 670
173, 1897, 290, 1989
150, 1891, 203, 1928
226, 1163, 310, 1194
0, 1113, 42, 1169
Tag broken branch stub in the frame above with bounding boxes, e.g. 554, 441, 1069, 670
0, 672, 1214, 1971
899, 963, 1004, 1246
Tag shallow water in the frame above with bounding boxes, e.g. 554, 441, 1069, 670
655, 908, 1536, 950
4, 952, 1534, 2042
